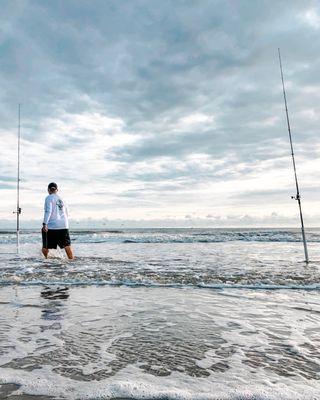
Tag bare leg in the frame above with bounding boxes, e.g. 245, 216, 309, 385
42, 248, 49, 258
64, 246, 74, 260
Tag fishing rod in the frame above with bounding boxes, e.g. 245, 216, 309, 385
13, 104, 22, 254
278, 48, 309, 263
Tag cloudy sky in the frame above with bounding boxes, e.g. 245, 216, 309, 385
1, 0, 320, 228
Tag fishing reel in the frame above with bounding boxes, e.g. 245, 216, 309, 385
291, 195, 300, 201
13, 207, 22, 214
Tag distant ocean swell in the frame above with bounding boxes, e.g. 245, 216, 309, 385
1, 229, 320, 244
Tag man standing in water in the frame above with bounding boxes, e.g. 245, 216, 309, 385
42, 182, 74, 259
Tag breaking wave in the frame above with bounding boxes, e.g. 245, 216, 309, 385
1, 255, 320, 290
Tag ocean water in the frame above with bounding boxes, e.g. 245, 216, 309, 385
1, 228, 320, 399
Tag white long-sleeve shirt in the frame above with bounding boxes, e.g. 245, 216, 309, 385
43, 193, 69, 229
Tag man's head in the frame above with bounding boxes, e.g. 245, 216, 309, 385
48, 182, 58, 194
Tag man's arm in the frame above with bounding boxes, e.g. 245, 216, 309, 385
43, 198, 52, 231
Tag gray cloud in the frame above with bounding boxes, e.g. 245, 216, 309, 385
0, 0, 320, 224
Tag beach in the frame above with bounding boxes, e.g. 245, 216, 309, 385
1, 229, 320, 399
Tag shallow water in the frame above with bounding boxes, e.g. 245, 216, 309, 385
1, 229, 320, 399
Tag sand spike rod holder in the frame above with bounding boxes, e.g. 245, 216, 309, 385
13, 104, 22, 254
278, 49, 309, 263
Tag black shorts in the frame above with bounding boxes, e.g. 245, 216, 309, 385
42, 229, 71, 249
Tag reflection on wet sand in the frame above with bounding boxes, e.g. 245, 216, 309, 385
41, 286, 69, 300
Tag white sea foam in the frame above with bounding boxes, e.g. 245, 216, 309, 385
1, 364, 320, 399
